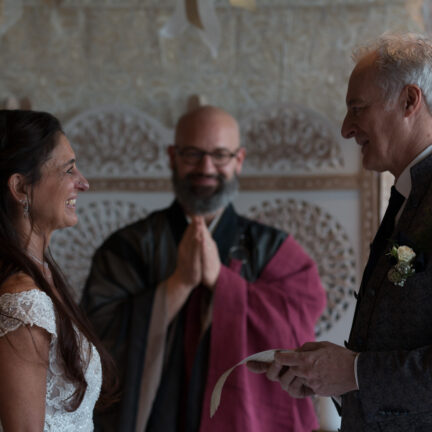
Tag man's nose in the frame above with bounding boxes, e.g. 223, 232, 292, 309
341, 115, 356, 139
197, 153, 217, 171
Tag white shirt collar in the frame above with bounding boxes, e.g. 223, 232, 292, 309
395, 145, 432, 198
207, 210, 223, 233
185, 209, 224, 234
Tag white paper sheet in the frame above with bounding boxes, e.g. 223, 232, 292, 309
210, 348, 292, 417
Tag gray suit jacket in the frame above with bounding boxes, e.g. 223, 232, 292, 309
342, 153, 432, 431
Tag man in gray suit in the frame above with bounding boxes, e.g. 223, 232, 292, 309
248, 33, 432, 431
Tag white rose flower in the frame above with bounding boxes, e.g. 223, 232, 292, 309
397, 246, 416, 263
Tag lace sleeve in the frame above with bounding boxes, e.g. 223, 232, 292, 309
0, 289, 57, 337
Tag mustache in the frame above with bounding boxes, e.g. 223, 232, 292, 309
185, 173, 224, 181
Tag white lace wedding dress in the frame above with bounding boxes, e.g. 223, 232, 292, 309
0, 289, 102, 431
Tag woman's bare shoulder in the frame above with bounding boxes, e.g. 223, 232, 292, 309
0, 272, 39, 296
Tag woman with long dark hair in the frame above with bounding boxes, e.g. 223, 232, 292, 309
0, 109, 115, 431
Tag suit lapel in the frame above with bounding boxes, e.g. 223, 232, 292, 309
348, 153, 432, 350
369, 153, 432, 285
396, 155, 432, 251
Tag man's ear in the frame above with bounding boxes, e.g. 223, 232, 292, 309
402, 84, 422, 117
234, 147, 246, 175
7, 173, 29, 203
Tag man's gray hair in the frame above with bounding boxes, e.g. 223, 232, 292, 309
353, 33, 432, 110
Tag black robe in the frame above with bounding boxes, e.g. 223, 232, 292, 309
81, 201, 324, 432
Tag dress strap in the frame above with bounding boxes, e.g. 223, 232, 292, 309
0, 289, 57, 337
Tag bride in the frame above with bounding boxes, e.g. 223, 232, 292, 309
0, 109, 115, 431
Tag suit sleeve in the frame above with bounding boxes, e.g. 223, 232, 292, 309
357, 346, 432, 422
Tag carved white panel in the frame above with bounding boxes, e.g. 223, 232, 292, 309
247, 198, 356, 336
63, 104, 344, 179
64, 105, 173, 178
50, 200, 148, 301
241, 105, 344, 173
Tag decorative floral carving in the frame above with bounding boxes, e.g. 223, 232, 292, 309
64, 105, 173, 177
50, 200, 148, 301
241, 105, 344, 172
64, 103, 346, 179
247, 198, 356, 336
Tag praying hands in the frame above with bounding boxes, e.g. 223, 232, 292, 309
165, 216, 221, 321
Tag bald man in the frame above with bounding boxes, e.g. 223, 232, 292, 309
81, 106, 326, 432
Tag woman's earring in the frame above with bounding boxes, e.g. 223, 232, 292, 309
21, 199, 29, 217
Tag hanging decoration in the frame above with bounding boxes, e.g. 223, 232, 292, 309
160, 0, 256, 58
0, 0, 23, 37
229, 0, 256, 11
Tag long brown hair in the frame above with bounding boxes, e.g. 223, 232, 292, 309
0, 109, 117, 411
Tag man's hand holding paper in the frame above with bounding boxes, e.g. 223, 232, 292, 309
247, 342, 359, 398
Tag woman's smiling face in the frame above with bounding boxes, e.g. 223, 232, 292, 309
30, 133, 89, 236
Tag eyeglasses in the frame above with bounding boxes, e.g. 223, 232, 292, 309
175, 146, 240, 166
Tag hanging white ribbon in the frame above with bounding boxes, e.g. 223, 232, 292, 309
160, 0, 221, 58
229, 0, 256, 11
0, 0, 23, 37
160, 0, 257, 58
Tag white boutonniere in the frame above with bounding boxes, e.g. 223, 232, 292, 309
387, 245, 416, 287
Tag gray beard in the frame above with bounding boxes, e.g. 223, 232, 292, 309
172, 169, 239, 215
